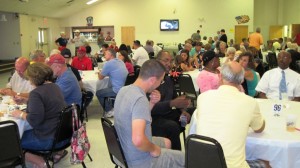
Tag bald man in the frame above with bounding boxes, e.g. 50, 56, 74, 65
0, 57, 34, 97
193, 62, 268, 168
256, 51, 300, 101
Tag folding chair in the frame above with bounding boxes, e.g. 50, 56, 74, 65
101, 117, 128, 168
185, 134, 227, 168
81, 91, 93, 122
0, 120, 25, 168
178, 74, 198, 107
24, 104, 92, 168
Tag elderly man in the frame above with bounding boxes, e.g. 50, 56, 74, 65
96, 48, 128, 117
47, 54, 82, 106
192, 61, 268, 168
29, 49, 46, 64
256, 51, 300, 101
71, 46, 93, 70
151, 50, 191, 150
0, 57, 33, 97
71, 29, 87, 55
132, 40, 149, 66
55, 31, 68, 51
114, 60, 185, 168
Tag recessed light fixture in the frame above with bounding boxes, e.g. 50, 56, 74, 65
86, 0, 98, 5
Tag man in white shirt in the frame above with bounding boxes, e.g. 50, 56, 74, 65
132, 40, 149, 66
192, 61, 268, 168
71, 29, 87, 56
256, 51, 300, 101
0, 57, 34, 97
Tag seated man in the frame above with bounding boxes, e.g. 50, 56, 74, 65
132, 40, 149, 66
193, 61, 268, 168
71, 46, 93, 71
47, 54, 82, 106
29, 49, 46, 64
114, 60, 185, 168
0, 57, 34, 97
61, 48, 94, 113
96, 48, 128, 117
151, 50, 191, 150
256, 51, 300, 101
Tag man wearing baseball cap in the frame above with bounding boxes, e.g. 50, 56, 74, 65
71, 46, 93, 70
48, 54, 82, 106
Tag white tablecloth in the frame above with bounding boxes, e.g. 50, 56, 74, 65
81, 70, 110, 94
188, 98, 300, 168
246, 99, 300, 168
183, 69, 200, 92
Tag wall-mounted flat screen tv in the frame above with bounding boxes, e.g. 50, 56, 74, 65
160, 19, 179, 31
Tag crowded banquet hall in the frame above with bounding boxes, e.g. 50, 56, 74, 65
0, 0, 300, 168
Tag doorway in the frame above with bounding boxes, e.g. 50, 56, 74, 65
235, 25, 248, 44
38, 28, 49, 56
121, 26, 135, 46
291, 24, 300, 39
269, 25, 283, 40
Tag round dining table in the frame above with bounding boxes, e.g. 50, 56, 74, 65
246, 99, 300, 168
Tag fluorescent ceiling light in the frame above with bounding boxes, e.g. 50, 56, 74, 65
86, 0, 98, 5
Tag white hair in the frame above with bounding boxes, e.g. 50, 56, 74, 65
221, 63, 245, 85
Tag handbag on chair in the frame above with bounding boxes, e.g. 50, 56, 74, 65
70, 106, 91, 164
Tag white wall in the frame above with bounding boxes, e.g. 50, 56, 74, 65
0, 12, 21, 60
59, 0, 254, 46
19, 15, 62, 57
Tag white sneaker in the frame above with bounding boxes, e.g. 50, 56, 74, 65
105, 108, 114, 118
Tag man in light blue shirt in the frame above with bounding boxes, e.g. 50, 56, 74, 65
96, 48, 128, 117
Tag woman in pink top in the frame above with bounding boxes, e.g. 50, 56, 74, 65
118, 50, 134, 75
196, 50, 221, 93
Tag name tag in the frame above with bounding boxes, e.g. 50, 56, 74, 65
273, 103, 282, 116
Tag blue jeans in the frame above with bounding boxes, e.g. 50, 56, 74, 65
96, 87, 116, 112
22, 130, 69, 150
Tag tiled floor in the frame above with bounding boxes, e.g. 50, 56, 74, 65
0, 71, 186, 168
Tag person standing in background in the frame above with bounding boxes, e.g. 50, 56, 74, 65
97, 31, 105, 49
191, 30, 201, 42
219, 29, 228, 44
71, 30, 87, 56
55, 32, 68, 51
249, 27, 264, 59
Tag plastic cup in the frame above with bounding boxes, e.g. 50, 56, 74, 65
286, 114, 297, 132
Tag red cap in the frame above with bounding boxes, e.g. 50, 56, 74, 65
77, 46, 86, 53
48, 54, 65, 65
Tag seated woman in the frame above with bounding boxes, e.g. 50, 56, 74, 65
170, 55, 184, 83
180, 49, 195, 72
196, 50, 221, 93
223, 47, 236, 65
236, 52, 259, 97
118, 50, 134, 75
12, 63, 67, 168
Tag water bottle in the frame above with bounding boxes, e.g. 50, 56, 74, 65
180, 115, 187, 127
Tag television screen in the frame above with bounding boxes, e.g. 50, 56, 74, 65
160, 19, 179, 31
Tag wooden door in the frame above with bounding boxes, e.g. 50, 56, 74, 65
269, 25, 283, 40
291, 24, 300, 39
235, 25, 248, 44
121, 26, 135, 46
